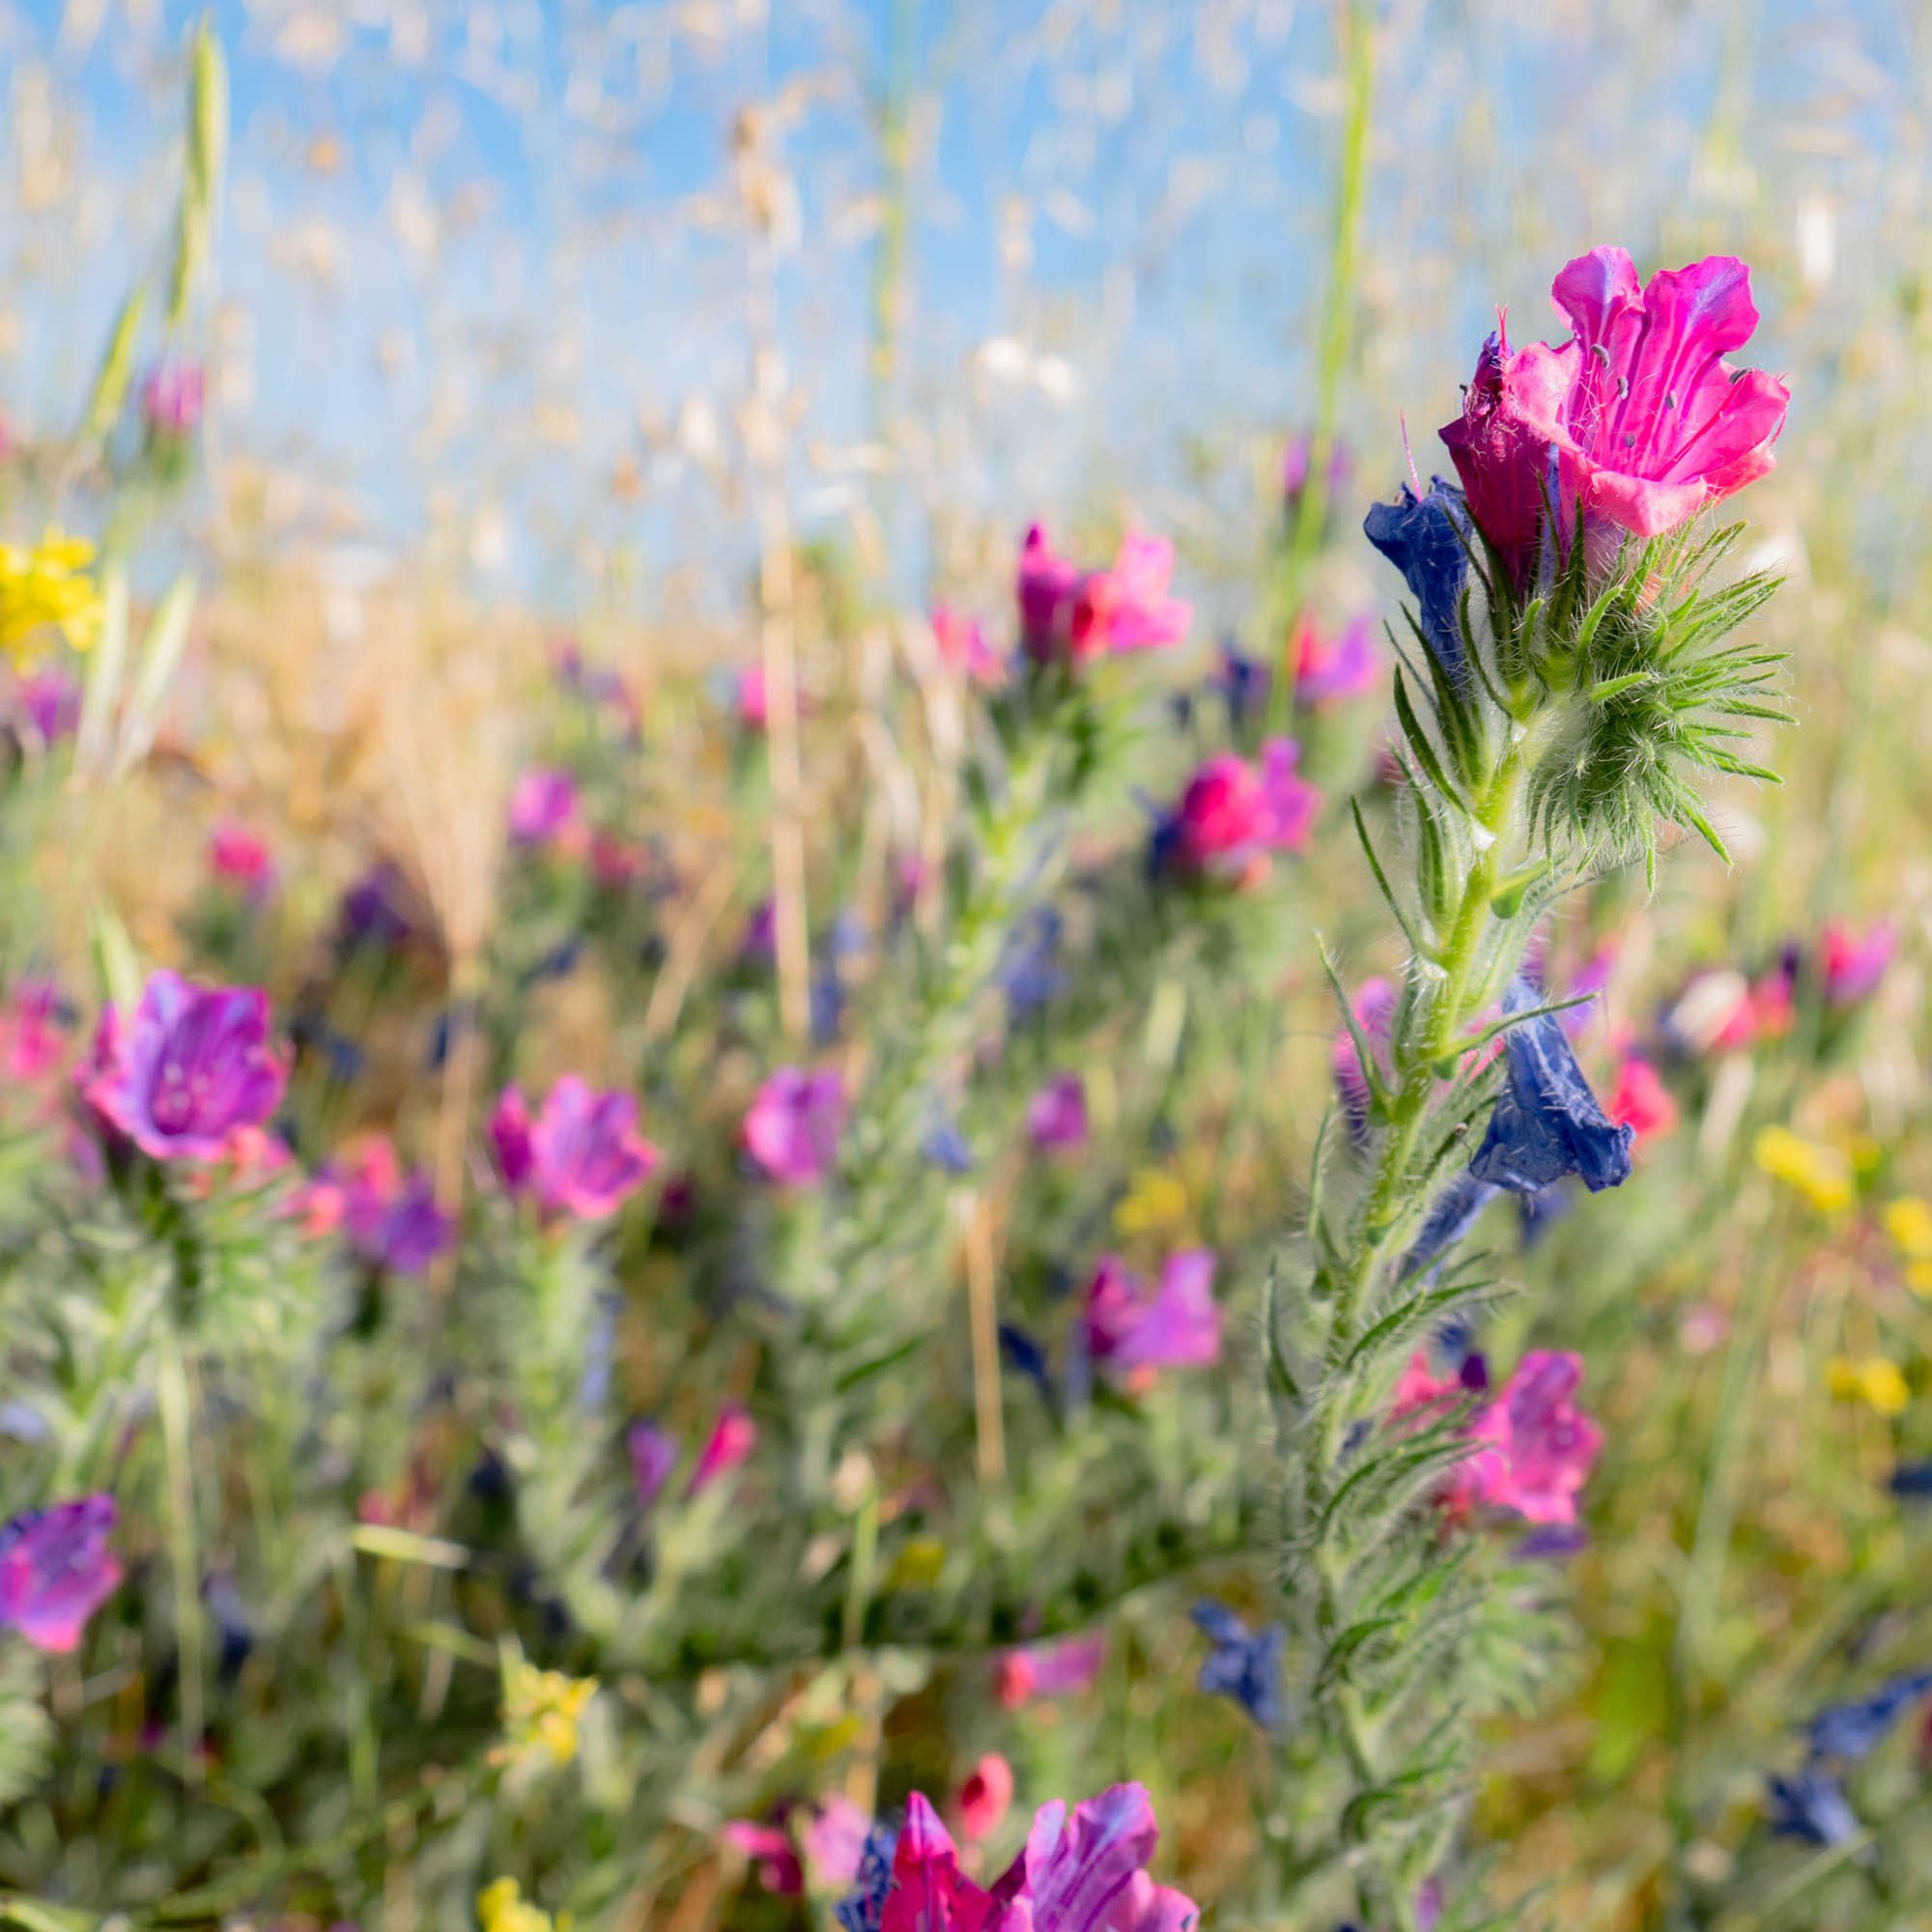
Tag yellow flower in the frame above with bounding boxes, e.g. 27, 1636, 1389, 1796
886, 1535, 947, 1589
1114, 1167, 1188, 1237
478, 1878, 571, 1932
1885, 1197, 1932, 1260
0, 527, 103, 668
1826, 1355, 1910, 1416
496, 1650, 597, 1771
1752, 1126, 1855, 1215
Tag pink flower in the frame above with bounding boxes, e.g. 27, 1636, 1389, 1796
1026, 1073, 1088, 1152
1607, 1057, 1677, 1141
13, 665, 79, 745
209, 820, 276, 898
589, 830, 647, 889
141, 359, 205, 440
0, 1496, 122, 1652
1483, 1350, 1603, 1526
1, 978, 67, 1085
1084, 1251, 1221, 1377
957, 1754, 1014, 1842
327, 1135, 451, 1274
1016, 526, 1191, 666
805, 1795, 871, 1889
1822, 920, 1893, 1008
490, 1077, 659, 1221
1437, 323, 1554, 585
723, 1821, 803, 1896
689, 1404, 756, 1496
627, 1421, 677, 1511
933, 605, 1007, 687
507, 767, 581, 847
1159, 738, 1320, 886
1292, 612, 1379, 705
737, 666, 769, 728
1447, 248, 1789, 551
742, 1066, 844, 1185
993, 1631, 1105, 1710
873, 1784, 1194, 1932
80, 972, 287, 1162
1390, 1353, 1509, 1518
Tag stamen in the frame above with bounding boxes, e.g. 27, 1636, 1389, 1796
1590, 342, 1611, 369
1622, 432, 1636, 448
1616, 375, 1629, 399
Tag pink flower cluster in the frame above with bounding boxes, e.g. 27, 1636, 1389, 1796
1159, 740, 1320, 887
491, 1076, 660, 1221
1394, 1349, 1603, 1527
1084, 1252, 1221, 1381
867, 1781, 1196, 1932
1441, 247, 1789, 575
742, 1066, 845, 1185
1017, 526, 1191, 667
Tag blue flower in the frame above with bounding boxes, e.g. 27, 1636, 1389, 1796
1362, 477, 1473, 686
833, 1820, 899, 1932
920, 1118, 975, 1176
1215, 637, 1270, 728
1468, 978, 1634, 1196
1190, 1600, 1285, 1731
999, 907, 1065, 1019
1805, 1667, 1932, 1759
1400, 1169, 1501, 1282
1891, 1463, 1932, 1498
1766, 1769, 1860, 1846
999, 1322, 1054, 1398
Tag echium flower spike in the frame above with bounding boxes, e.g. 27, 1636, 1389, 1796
1265, 243, 1788, 1925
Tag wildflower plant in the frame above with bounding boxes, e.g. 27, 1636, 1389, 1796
1261, 245, 1792, 1924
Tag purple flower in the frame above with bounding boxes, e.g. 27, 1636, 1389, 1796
1438, 325, 1553, 587
1463, 248, 1789, 546
1027, 1073, 1089, 1152
921, 1118, 975, 1176
983, 1781, 1198, 1932
1481, 1350, 1603, 1527
80, 971, 287, 1162
336, 864, 416, 955
833, 1819, 899, 1932
1292, 613, 1379, 706
1400, 1169, 1502, 1282
507, 767, 581, 847
742, 1066, 844, 1185
1822, 921, 1893, 1008
14, 665, 79, 745
995, 1631, 1106, 1709
0, 1495, 122, 1652
1767, 1769, 1860, 1847
1190, 1601, 1285, 1730
1084, 1250, 1221, 1377
627, 1422, 678, 1511
1467, 977, 1634, 1196
141, 359, 205, 440
1804, 1667, 1932, 1760
1363, 477, 1474, 687
490, 1077, 660, 1221
1281, 430, 1352, 512
327, 1136, 451, 1274
1331, 977, 1397, 1142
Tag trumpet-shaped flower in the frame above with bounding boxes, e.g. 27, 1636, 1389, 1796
1026, 1073, 1089, 1152
507, 767, 582, 848
993, 1631, 1105, 1710
1821, 920, 1893, 1008
81, 971, 287, 1163
1292, 612, 1379, 706
742, 1066, 844, 1184
1189, 1602, 1285, 1731
0, 1495, 122, 1652
1362, 478, 1474, 685
1017, 525, 1191, 666
1449, 247, 1788, 547
1084, 1250, 1221, 1376
1154, 739, 1320, 885
1467, 978, 1634, 1196
491, 1077, 660, 1220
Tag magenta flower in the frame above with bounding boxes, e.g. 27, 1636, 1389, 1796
1822, 920, 1893, 1008
1158, 738, 1320, 886
141, 359, 205, 440
1331, 977, 1398, 1139
1, 977, 67, 1085
806, 1795, 871, 1890
994, 1630, 1106, 1710
1445, 248, 1789, 553
490, 1077, 659, 1221
870, 1784, 1196, 1932
507, 767, 581, 847
1084, 1250, 1221, 1377
689, 1404, 757, 1497
1482, 1350, 1604, 1526
933, 605, 1007, 687
81, 971, 287, 1162
1281, 430, 1352, 512
14, 665, 80, 745
0, 1495, 122, 1652
209, 821, 276, 898
742, 1066, 844, 1185
1027, 1073, 1089, 1152
327, 1136, 451, 1274
1292, 612, 1379, 705
1016, 525, 1191, 666
723, 1821, 803, 1896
